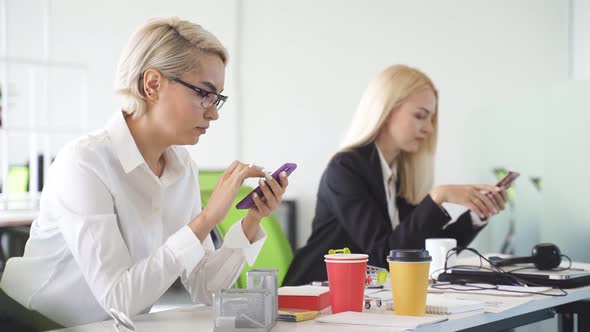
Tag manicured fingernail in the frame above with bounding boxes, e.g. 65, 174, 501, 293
264, 172, 272, 181
259, 179, 266, 187
253, 193, 258, 198
495, 187, 501, 191
280, 171, 287, 177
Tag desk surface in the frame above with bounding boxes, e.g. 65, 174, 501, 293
51, 286, 590, 332
0, 210, 36, 227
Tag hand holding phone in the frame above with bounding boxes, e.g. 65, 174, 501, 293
478, 170, 519, 217
495, 171, 520, 190
235, 163, 297, 209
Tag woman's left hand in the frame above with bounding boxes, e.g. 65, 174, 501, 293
242, 171, 289, 241
485, 187, 509, 214
431, 184, 509, 219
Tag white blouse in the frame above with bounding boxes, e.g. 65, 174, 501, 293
375, 146, 399, 230
0, 111, 266, 327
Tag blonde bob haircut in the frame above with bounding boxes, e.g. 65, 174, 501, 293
340, 64, 438, 205
115, 17, 228, 117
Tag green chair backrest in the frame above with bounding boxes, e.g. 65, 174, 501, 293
199, 170, 222, 193
6, 166, 29, 193
198, 170, 294, 288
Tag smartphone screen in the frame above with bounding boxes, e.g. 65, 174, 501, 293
235, 163, 297, 209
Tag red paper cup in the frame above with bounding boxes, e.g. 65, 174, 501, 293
324, 253, 368, 314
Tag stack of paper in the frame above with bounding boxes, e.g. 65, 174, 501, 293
317, 311, 447, 328
432, 293, 534, 313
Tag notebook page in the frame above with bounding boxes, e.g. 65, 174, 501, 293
317, 311, 447, 328
426, 294, 484, 314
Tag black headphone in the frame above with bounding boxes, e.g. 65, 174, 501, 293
489, 243, 562, 270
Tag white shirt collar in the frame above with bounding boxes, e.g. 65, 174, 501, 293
375, 144, 398, 184
105, 111, 190, 182
106, 111, 147, 174
375, 144, 400, 230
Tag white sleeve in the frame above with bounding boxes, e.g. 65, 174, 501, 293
470, 211, 489, 228
56, 149, 205, 318
181, 220, 267, 305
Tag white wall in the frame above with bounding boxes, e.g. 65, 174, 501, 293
541, 81, 590, 262
239, 0, 570, 248
573, 0, 590, 79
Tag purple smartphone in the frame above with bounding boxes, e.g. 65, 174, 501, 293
235, 163, 297, 209
496, 171, 520, 190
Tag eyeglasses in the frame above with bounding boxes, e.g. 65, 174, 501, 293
172, 78, 228, 110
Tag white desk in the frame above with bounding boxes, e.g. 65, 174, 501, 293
0, 210, 37, 227
51, 286, 590, 332
0, 210, 36, 270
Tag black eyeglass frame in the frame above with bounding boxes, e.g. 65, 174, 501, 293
172, 78, 228, 110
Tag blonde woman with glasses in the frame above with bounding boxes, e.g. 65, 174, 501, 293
284, 65, 507, 286
0, 17, 289, 329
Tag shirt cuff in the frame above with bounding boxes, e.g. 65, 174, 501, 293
165, 225, 206, 274
424, 194, 453, 223
222, 219, 267, 266
470, 211, 489, 228
437, 204, 451, 219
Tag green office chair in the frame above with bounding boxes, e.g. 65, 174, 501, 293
1, 166, 31, 273
6, 166, 29, 193
198, 170, 294, 288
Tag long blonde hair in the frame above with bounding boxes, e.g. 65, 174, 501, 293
340, 64, 439, 204
115, 17, 228, 117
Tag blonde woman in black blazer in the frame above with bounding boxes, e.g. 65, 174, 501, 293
284, 65, 508, 286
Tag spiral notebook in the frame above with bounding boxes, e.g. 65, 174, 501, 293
317, 312, 448, 328
425, 294, 484, 315
364, 290, 484, 315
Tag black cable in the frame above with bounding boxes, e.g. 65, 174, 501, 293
552, 255, 573, 272
431, 247, 568, 297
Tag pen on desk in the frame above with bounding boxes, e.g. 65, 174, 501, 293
311, 281, 329, 287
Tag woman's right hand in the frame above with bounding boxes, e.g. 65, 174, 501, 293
189, 161, 265, 240
429, 184, 507, 219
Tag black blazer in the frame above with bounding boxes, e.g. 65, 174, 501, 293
283, 143, 485, 286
